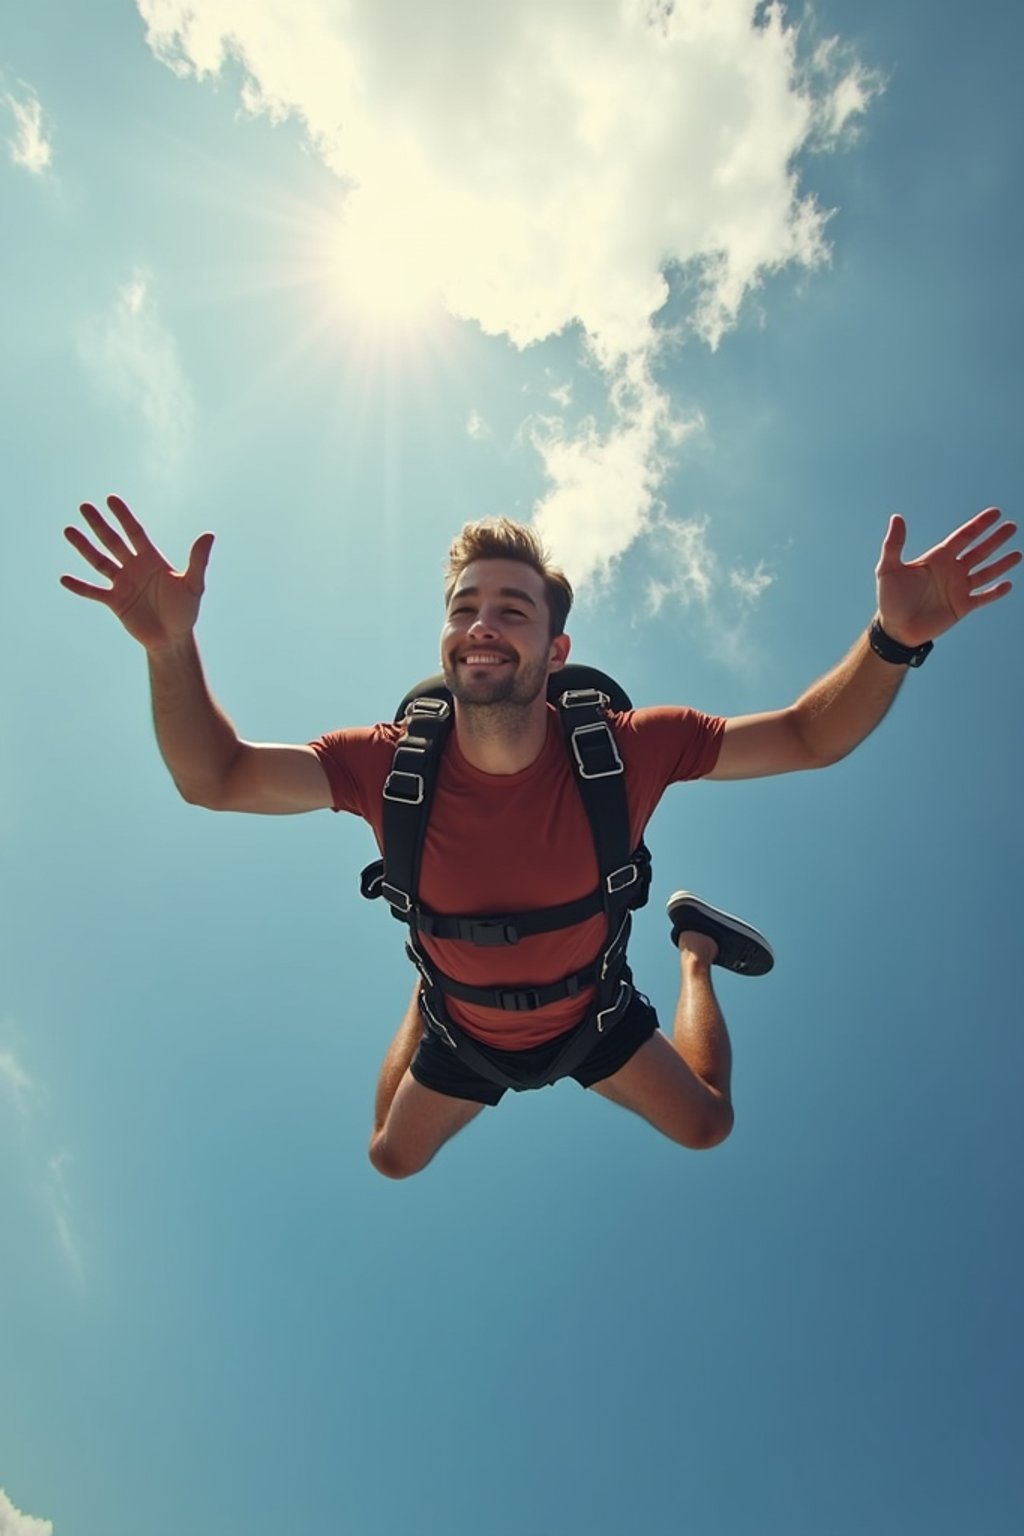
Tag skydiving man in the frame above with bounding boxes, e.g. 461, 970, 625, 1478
63, 497, 1018, 1177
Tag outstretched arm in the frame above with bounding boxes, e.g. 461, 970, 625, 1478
62, 495, 332, 813
708, 506, 1019, 781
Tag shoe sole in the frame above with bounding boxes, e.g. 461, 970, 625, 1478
666, 891, 774, 977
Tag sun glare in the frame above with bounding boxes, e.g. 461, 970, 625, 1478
329, 202, 443, 342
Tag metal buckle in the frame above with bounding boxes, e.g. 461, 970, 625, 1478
405, 696, 451, 721
606, 862, 638, 894
382, 881, 413, 914
570, 721, 623, 779
383, 770, 425, 804
560, 687, 610, 710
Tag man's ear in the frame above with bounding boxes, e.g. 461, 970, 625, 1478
548, 632, 571, 671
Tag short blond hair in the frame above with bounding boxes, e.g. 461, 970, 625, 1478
444, 518, 573, 637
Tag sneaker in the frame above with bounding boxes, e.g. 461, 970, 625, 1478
666, 892, 774, 976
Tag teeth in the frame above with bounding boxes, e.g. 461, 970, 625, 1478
463, 654, 508, 664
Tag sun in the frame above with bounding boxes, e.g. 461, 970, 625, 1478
327, 196, 444, 343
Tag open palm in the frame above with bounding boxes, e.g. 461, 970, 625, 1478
876, 507, 1019, 648
62, 495, 214, 651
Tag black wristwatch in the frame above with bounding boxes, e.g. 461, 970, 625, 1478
869, 616, 934, 667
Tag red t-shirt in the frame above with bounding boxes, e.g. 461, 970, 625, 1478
310, 705, 724, 1048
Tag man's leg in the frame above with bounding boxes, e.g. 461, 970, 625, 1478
590, 894, 772, 1150
368, 983, 486, 1179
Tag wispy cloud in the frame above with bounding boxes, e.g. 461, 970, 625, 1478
646, 513, 717, 614
0, 1488, 54, 1536
532, 354, 703, 585
46, 1151, 84, 1282
77, 271, 194, 474
1, 1030, 84, 1283
0, 1046, 35, 1115
730, 560, 775, 604
642, 514, 776, 669
2, 77, 53, 175
466, 408, 492, 442
136, 0, 880, 592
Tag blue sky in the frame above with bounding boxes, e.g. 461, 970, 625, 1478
2, 2, 1021, 1533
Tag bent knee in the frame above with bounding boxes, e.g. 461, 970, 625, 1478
368, 1135, 428, 1181
685, 1100, 735, 1151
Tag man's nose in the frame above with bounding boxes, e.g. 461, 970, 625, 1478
468, 614, 500, 637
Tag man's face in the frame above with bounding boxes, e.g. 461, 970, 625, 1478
441, 559, 568, 707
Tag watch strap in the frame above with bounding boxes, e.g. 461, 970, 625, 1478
869, 617, 934, 667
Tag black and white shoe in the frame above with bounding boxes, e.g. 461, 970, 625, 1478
666, 892, 774, 976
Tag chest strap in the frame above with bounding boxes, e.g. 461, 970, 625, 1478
360, 687, 650, 947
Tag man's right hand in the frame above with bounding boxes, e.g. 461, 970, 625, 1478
61, 494, 214, 652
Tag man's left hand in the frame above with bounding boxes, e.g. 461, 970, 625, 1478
875, 507, 1020, 647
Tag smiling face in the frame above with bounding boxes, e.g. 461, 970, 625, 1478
441, 558, 570, 708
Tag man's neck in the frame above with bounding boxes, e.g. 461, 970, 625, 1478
452, 697, 550, 775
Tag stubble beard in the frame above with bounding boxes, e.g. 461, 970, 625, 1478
443, 653, 549, 732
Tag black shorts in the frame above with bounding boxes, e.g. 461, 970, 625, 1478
409, 989, 660, 1107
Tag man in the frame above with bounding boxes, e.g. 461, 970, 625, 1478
63, 497, 1018, 1178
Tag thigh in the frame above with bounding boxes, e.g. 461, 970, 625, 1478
372, 1068, 487, 1178
588, 1030, 732, 1150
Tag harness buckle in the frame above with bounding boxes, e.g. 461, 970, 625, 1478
404, 696, 451, 722
496, 987, 542, 1012
383, 769, 425, 804
467, 919, 521, 946
571, 720, 624, 780
559, 687, 610, 711
381, 881, 413, 914
606, 862, 639, 894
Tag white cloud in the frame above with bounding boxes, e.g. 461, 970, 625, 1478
1, 1031, 83, 1282
0, 1046, 35, 1116
2, 79, 53, 175
729, 560, 775, 603
466, 408, 491, 441
78, 271, 194, 473
0, 1488, 53, 1536
531, 352, 704, 586
646, 512, 716, 614
135, 0, 876, 591
46, 1152, 84, 1282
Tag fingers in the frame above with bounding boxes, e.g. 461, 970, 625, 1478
62, 523, 119, 580
79, 500, 134, 563
945, 506, 1004, 556
59, 573, 115, 603
968, 549, 1021, 592
958, 517, 1018, 569
967, 580, 1015, 611
105, 494, 154, 552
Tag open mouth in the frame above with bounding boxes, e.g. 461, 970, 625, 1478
459, 651, 514, 667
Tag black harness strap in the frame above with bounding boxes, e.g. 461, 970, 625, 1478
416, 970, 636, 1091
371, 696, 453, 918
359, 672, 652, 1092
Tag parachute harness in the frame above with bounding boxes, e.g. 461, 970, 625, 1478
360, 685, 651, 1092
